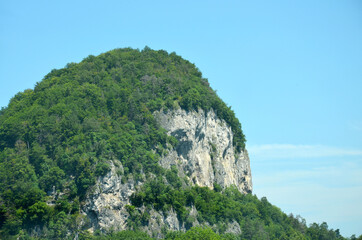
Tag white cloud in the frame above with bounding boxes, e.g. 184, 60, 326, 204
247, 144, 362, 160
253, 160, 362, 188
254, 182, 362, 237
249, 146, 362, 237
350, 120, 362, 131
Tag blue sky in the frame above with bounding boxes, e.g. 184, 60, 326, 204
1, 0, 362, 237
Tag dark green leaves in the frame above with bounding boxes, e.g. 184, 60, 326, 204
0, 47, 247, 238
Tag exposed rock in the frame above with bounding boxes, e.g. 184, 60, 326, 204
82, 108, 252, 235
225, 220, 242, 235
155, 108, 252, 193
82, 163, 186, 234
82, 161, 135, 232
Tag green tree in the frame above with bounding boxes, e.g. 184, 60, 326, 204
167, 226, 221, 240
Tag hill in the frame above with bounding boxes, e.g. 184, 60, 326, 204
0, 47, 353, 239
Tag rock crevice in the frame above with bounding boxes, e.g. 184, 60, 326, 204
155, 108, 252, 193
83, 108, 252, 233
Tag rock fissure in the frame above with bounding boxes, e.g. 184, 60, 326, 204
83, 108, 252, 233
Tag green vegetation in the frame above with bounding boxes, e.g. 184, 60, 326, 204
0, 47, 245, 237
82, 226, 238, 240
129, 176, 347, 240
0, 47, 358, 239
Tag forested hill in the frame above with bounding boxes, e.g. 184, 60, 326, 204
0, 47, 355, 239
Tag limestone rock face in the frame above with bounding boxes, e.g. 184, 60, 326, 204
83, 108, 252, 234
82, 162, 134, 232
82, 162, 187, 234
155, 108, 252, 194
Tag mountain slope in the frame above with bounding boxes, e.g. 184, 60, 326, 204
0, 47, 348, 239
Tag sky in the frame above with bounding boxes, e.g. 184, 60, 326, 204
1, 0, 362, 237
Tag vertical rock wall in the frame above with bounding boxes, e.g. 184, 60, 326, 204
83, 108, 252, 233
155, 108, 252, 194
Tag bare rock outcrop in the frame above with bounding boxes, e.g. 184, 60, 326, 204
82, 108, 252, 234
155, 108, 252, 193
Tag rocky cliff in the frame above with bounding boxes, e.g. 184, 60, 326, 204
155, 108, 252, 194
83, 108, 252, 234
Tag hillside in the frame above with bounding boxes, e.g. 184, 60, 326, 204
0, 47, 352, 239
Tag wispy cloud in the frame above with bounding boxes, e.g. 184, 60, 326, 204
249, 144, 362, 236
350, 120, 362, 131
252, 157, 362, 237
247, 144, 362, 160
253, 160, 362, 187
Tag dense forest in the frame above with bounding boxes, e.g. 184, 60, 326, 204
0, 47, 359, 239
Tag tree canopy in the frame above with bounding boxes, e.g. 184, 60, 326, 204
0, 47, 356, 239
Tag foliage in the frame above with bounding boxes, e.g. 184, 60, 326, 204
0, 47, 246, 238
131, 178, 348, 240
0, 47, 355, 239
85, 230, 154, 240
165, 226, 223, 240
